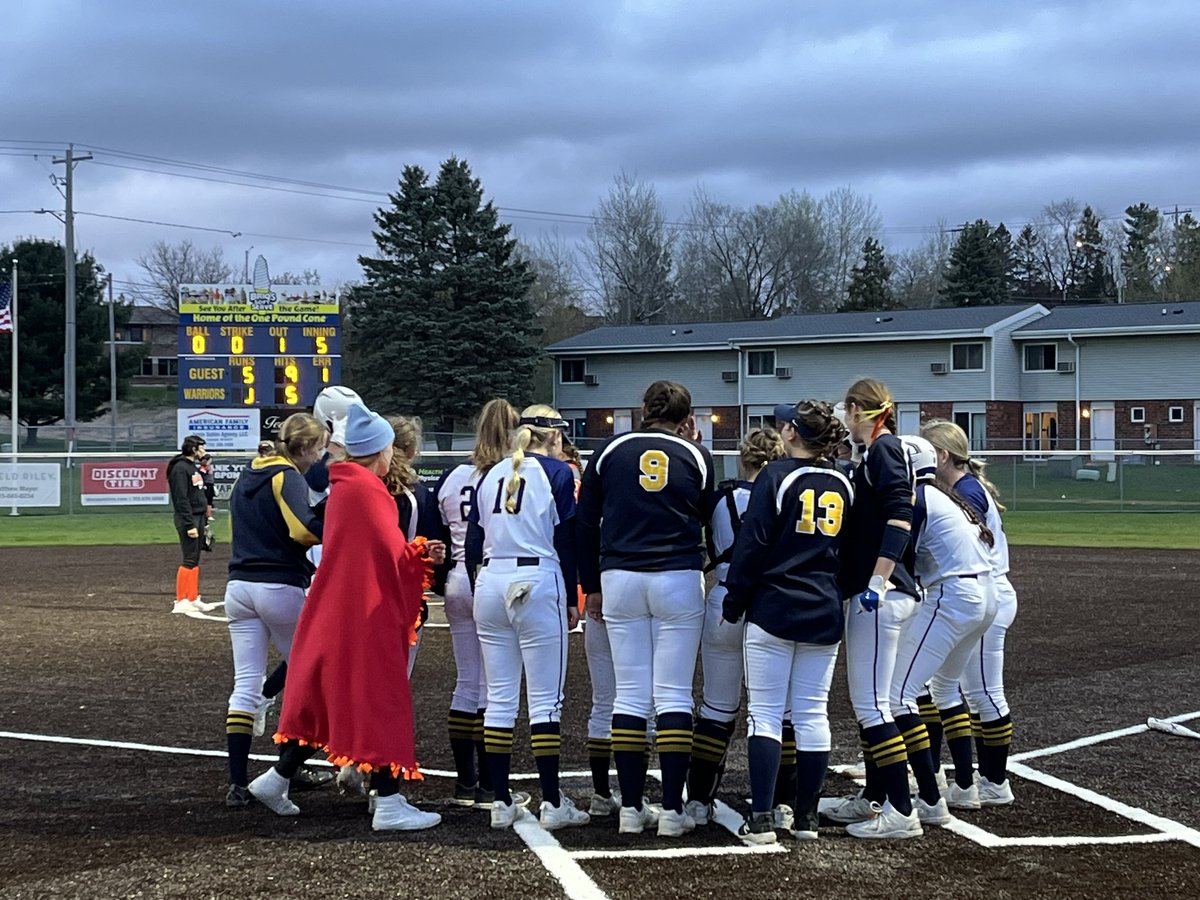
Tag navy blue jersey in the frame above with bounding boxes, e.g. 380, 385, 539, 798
724, 459, 853, 645
228, 457, 323, 588
395, 479, 450, 594
837, 432, 919, 599
577, 427, 716, 593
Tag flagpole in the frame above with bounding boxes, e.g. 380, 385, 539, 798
9, 259, 18, 516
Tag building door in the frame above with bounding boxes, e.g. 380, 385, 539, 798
691, 407, 714, 449
1091, 404, 1115, 461
613, 411, 632, 435
953, 405, 988, 452
1023, 405, 1059, 458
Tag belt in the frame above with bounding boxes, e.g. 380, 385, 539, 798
482, 557, 540, 567
957, 574, 979, 580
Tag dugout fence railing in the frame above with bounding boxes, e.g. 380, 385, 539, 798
2, 448, 1199, 518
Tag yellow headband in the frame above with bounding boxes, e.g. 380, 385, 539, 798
858, 400, 893, 419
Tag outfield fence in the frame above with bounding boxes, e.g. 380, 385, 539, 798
2, 448, 1198, 517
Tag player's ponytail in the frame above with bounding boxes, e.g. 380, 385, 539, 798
505, 403, 563, 513
923, 419, 1006, 514
641, 380, 692, 429
383, 416, 422, 496
473, 399, 520, 473
845, 378, 897, 441
738, 427, 785, 476
929, 481, 995, 549
779, 400, 849, 460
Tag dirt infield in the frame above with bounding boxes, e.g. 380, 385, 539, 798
2, 544, 1199, 899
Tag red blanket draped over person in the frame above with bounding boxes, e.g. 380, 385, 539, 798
275, 461, 426, 776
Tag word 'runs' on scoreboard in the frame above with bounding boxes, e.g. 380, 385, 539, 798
177, 277, 342, 410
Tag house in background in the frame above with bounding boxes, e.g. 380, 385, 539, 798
547, 301, 1200, 454
124, 305, 178, 388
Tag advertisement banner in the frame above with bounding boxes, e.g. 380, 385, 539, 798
210, 457, 246, 503
81, 462, 169, 506
177, 408, 262, 451
0, 464, 61, 508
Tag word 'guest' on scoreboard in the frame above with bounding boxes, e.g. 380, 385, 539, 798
177, 269, 342, 410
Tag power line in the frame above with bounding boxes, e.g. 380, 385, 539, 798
75, 210, 377, 249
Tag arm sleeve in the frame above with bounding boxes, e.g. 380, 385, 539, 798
575, 459, 604, 595
869, 438, 915, 526
699, 450, 718, 521
272, 470, 323, 546
169, 464, 196, 529
465, 487, 484, 589
722, 474, 778, 612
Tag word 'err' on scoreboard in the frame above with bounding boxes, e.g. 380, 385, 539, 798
177, 277, 342, 409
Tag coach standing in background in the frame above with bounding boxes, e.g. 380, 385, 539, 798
167, 434, 219, 616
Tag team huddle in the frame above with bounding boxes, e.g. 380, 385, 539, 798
213, 375, 1016, 844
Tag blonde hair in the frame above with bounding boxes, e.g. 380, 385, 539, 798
276, 413, 326, 466
738, 428, 785, 478
845, 377, 897, 440
921, 419, 1006, 514
383, 415, 422, 495
473, 399, 520, 473
506, 403, 561, 513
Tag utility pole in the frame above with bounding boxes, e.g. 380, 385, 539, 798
53, 144, 93, 455
108, 273, 118, 450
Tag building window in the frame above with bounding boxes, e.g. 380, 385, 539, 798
1130, 407, 1146, 423
951, 342, 984, 372
1169, 406, 1184, 423
746, 349, 775, 376
125, 325, 145, 342
953, 410, 988, 451
1024, 343, 1058, 371
1024, 410, 1059, 454
156, 358, 178, 377
559, 410, 588, 442
140, 357, 155, 376
560, 359, 585, 383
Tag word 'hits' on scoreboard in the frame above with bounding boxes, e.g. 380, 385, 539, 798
177, 268, 342, 410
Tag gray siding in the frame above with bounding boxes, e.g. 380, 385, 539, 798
1016, 341, 1072, 401
743, 339, 994, 404
990, 308, 1047, 399
1078, 335, 1200, 399
555, 350, 739, 410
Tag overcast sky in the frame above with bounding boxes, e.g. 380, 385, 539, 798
3, 0, 1199, 296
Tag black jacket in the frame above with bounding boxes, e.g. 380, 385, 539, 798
167, 455, 208, 530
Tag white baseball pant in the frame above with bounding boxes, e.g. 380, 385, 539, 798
844, 591, 919, 728
744, 623, 839, 749
225, 580, 306, 714
955, 573, 1017, 718
584, 616, 616, 739
699, 583, 745, 723
600, 568, 705, 719
444, 563, 487, 712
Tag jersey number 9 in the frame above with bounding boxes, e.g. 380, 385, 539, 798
795, 488, 844, 537
638, 450, 669, 492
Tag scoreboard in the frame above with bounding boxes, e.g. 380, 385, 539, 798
177, 281, 342, 410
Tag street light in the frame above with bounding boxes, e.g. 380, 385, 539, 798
243, 245, 255, 283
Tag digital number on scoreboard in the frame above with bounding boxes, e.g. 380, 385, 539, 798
177, 282, 342, 409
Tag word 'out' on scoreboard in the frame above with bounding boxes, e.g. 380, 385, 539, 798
177, 258, 342, 411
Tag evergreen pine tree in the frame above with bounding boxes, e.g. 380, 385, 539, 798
1012, 224, 1054, 302
940, 220, 1010, 306
990, 223, 1015, 302
1165, 213, 1200, 300
0, 238, 142, 443
843, 237, 893, 311
1073, 206, 1115, 301
349, 158, 538, 444
1121, 203, 1162, 301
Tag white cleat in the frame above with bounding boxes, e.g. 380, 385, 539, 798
737, 811, 778, 845
539, 797, 591, 830
915, 796, 951, 825
846, 801, 923, 840
772, 804, 795, 830
657, 807, 696, 837
935, 768, 949, 795
977, 776, 1015, 807
684, 799, 712, 826
192, 597, 221, 612
589, 790, 622, 817
372, 794, 441, 831
336, 764, 368, 798
823, 791, 875, 824
618, 803, 660, 834
945, 782, 982, 810
171, 599, 197, 615
248, 767, 299, 816
490, 798, 521, 830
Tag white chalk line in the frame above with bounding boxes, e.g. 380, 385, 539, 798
512, 808, 610, 900
571, 843, 788, 860
1008, 761, 1200, 850
1011, 710, 1200, 762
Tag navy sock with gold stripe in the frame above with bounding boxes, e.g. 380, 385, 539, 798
981, 714, 1013, 785
918, 694, 944, 771
687, 717, 731, 806
531, 722, 562, 807
895, 712, 939, 805
448, 709, 477, 787
226, 709, 255, 787
862, 722, 911, 816
773, 720, 797, 809
940, 703, 976, 789
588, 736, 613, 796
656, 712, 693, 814
484, 726, 514, 805
612, 714, 648, 810
475, 709, 492, 792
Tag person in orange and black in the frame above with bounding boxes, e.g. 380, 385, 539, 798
167, 434, 220, 616
248, 403, 445, 832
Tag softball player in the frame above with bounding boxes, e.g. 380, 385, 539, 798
887, 435, 998, 824
167, 435, 219, 615
686, 428, 785, 825
923, 420, 1016, 807
722, 401, 851, 845
466, 405, 589, 832
224, 414, 326, 807
434, 399, 520, 807
577, 380, 716, 837
827, 378, 924, 839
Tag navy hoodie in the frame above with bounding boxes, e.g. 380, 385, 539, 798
228, 456, 323, 588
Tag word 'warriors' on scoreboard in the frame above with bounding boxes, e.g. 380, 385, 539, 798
177, 267, 342, 412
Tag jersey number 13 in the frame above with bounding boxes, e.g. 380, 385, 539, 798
795, 488, 844, 536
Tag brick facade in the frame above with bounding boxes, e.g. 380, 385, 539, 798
1056, 401, 1078, 449
919, 402, 953, 424
586, 408, 614, 442
711, 405, 741, 450
986, 401, 1023, 450
1114, 400, 1194, 449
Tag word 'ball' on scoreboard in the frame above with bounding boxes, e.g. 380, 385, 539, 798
177, 275, 342, 410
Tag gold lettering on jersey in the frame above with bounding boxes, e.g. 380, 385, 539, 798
795, 489, 844, 536
638, 450, 669, 492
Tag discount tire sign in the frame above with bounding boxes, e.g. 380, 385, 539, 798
81, 462, 170, 506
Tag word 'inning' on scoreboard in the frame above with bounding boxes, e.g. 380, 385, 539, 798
177, 268, 342, 411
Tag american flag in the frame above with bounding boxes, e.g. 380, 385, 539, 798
0, 279, 11, 333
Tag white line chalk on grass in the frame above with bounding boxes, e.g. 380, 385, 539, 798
1011, 710, 1200, 762
1008, 761, 1200, 849
571, 844, 787, 860
512, 808, 611, 900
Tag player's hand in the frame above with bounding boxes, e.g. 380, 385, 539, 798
585, 592, 604, 622
853, 576, 888, 613
186, 527, 199, 538
721, 596, 745, 625
567, 605, 581, 630
424, 540, 446, 565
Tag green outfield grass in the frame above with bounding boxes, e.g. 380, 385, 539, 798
2, 509, 1198, 550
